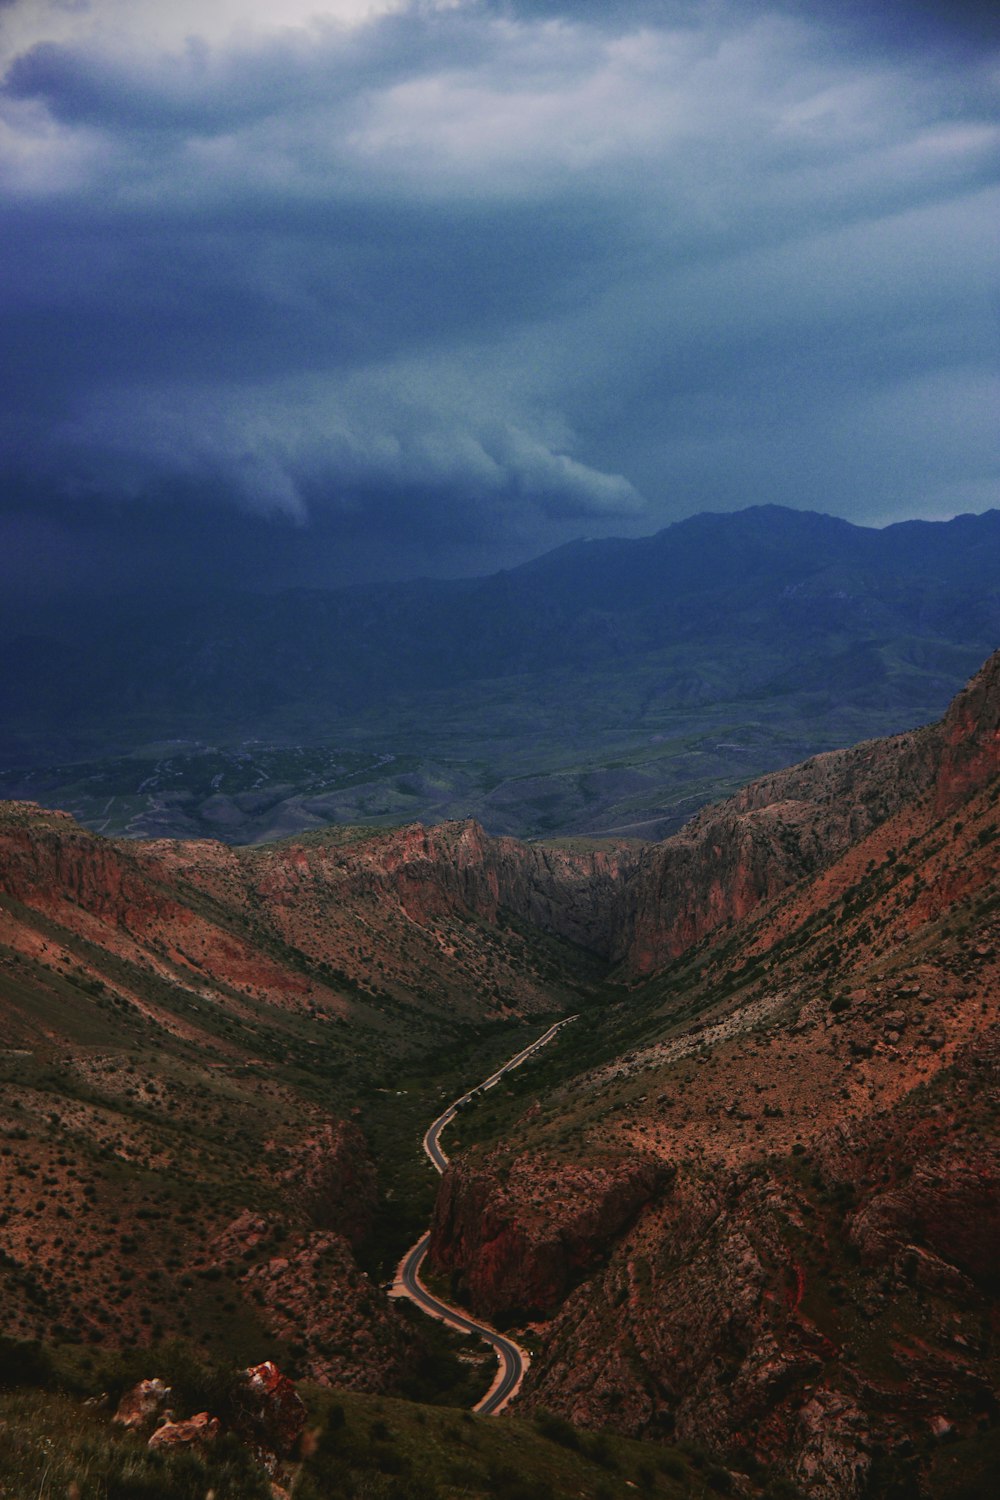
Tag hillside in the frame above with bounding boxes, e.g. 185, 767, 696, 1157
0, 653, 997, 1497
425, 651, 1000, 1498
609, 651, 992, 974
0, 807, 621, 1391
2, 506, 997, 845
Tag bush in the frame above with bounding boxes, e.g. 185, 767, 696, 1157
707, 1464, 734, 1493
0, 1337, 53, 1392
488, 1462, 556, 1500
588, 1432, 619, 1470
659, 1453, 687, 1480
87, 1340, 244, 1426
533, 1409, 580, 1449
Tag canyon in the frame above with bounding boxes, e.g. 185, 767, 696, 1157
0, 650, 997, 1497
426, 651, 1000, 1497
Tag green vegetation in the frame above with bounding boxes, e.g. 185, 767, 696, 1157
0, 1394, 273, 1500
0, 1340, 709, 1500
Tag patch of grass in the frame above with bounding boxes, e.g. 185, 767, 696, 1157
0, 1390, 272, 1500
299, 1387, 697, 1500
0, 1377, 704, 1500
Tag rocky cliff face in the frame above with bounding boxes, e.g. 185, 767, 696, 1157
428, 1151, 665, 1322
0, 805, 617, 1034
614, 734, 934, 975
512, 1019, 999, 1497
425, 652, 1000, 1497
245, 817, 638, 961
211, 1207, 413, 1392
614, 650, 999, 976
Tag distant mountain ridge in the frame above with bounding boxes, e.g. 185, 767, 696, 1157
2, 505, 997, 844
7, 505, 999, 730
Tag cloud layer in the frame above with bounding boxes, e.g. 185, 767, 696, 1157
1, 0, 997, 592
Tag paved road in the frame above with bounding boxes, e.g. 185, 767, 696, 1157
393, 1015, 578, 1415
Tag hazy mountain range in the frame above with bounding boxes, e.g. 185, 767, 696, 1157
3, 505, 998, 846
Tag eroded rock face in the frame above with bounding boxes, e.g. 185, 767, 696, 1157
263, 817, 639, 959
615, 649, 1000, 976
446, 824, 639, 956
791, 1390, 873, 1500
428, 1152, 665, 1322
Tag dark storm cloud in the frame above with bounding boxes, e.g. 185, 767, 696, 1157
501, 0, 1000, 48
0, 0, 996, 596
3, 6, 487, 132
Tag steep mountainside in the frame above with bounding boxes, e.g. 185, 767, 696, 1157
0, 807, 622, 1389
1, 652, 997, 1497
427, 651, 1000, 1498
611, 652, 998, 974
0, 811, 625, 1035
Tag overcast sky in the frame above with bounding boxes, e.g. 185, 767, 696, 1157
1, 0, 997, 601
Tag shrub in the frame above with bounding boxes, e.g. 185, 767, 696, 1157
533, 1409, 580, 1449
0, 1337, 52, 1391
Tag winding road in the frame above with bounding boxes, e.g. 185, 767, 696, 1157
392, 1015, 578, 1415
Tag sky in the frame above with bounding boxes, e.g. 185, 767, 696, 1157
1, 0, 997, 603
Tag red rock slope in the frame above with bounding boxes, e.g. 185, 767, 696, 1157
614, 650, 999, 974
427, 651, 1000, 1498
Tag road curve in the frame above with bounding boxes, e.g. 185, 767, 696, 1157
392, 1015, 578, 1415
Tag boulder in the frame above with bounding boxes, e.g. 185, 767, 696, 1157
238, 1360, 307, 1456
113, 1378, 173, 1431
148, 1411, 220, 1449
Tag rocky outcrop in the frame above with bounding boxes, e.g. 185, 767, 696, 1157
615, 736, 936, 975
414, 822, 638, 956
932, 645, 1000, 814
428, 1151, 665, 1322
0, 805, 192, 939
271, 1120, 378, 1248
235, 1361, 307, 1457
514, 1167, 835, 1438
121, 1363, 305, 1481
849, 1147, 1000, 1287
113, 1378, 173, 1431
250, 817, 638, 961
513, 1055, 999, 1496
791, 1391, 873, 1500
236, 1229, 414, 1391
